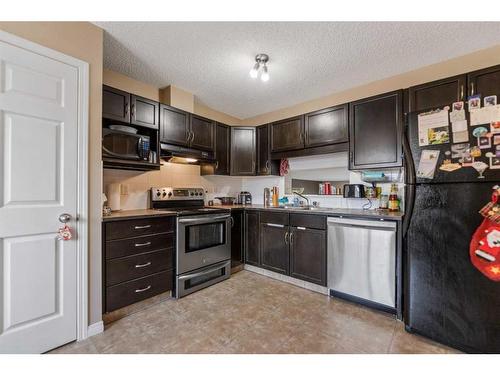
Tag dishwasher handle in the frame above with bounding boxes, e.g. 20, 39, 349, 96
327, 217, 397, 231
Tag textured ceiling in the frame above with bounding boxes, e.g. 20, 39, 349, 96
96, 22, 500, 119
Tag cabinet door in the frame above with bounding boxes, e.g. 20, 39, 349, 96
214, 123, 230, 175
260, 223, 289, 275
349, 90, 403, 170
159, 104, 190, 146
244, 211, 260, 266
256, 124, 279, 176
304, 104, 348, 148
190, 114, 215, 151
230, 127, 256, 176
408, 75, 466, 112
231, 211, 244, 267
271, 116, 304, 152
467, 64, 500, 99
130, 95, 159, 129
103, 85, 130, 123
290, 227, 326, 286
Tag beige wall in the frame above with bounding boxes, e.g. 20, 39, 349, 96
103, 68, 159, 101
242, 44, 500, 125
0, 22, 104, 325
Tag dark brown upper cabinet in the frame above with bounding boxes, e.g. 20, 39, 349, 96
214, 123, 230, 175
103, 85, 130, 123
159, 104, 190, 147
304, 104, 348, 148
257, 124, 279, 176
230, 127, 256, 176
190, 114, 215, 152
467, 64, 500, 99
130, 95, 159, 129
271, 116, 304, 152
349, 90, 403, 170
408, 75, 467, 113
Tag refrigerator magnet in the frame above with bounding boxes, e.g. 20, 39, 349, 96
453, 130, 469, 143
416, 149, 440, 179
439, 159, 462, 172
469, 94, 482, 111
451, 143, 470, 159
486, 152, 500, 169
452, 101, 464, 111
494, 135, 500, 146
478, 136, 492, 149
491, 121, 500, 135
484, 95, 497, 107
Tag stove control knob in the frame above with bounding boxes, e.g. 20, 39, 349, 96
190, 192, 194, 196
162, 191, 167, 197
168, 192, 172, 197
156, 191, 161, 197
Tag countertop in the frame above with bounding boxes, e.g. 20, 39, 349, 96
102, 209, 177, 222
102, 205, 404, 222
215, 204, 404, 221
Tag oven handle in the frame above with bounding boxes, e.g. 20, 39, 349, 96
178, 214, 230, 224
177, 261, 229, 281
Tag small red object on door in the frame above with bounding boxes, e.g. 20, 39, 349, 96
57, 224, 72, 241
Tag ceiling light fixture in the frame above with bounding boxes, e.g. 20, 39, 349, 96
249, 54, 270, 82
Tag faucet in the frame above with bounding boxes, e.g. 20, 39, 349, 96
293, 191, 310, 207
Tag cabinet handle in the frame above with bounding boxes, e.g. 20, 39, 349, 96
124, 102, 129, 116
460, 85, 464, 100
470, 82, 475, 96
135, 285, 151, 293
252, 161, 255, 172
131, 103, 135, 117
230, 216, 234, 228
215, 161, 219, 171
191, 131, 195, 144
135, 262, 152, 268
349, 151, 353, 162
289, 232, 294, 245
266, 160, 270, 173
134, 241, 151, 247
284, 231, 289, 245
134, 225, 151, 230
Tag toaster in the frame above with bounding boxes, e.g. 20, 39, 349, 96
238, 191, 252, 205
343, 184, 366, 198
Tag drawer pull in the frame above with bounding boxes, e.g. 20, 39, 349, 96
134, 241, 152, 247
134, 225, 151, 230
135, 285, 151, 293
135, 262, 152, 268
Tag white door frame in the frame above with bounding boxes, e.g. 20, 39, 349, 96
0, 30, 90, 342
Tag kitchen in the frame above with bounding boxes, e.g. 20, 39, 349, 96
1, 14, 500, 369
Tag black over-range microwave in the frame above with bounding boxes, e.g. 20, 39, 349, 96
102, 128, 150, 161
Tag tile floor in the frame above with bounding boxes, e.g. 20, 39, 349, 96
50, 271, 460, 354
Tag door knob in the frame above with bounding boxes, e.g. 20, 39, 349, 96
59, 213, 71, 223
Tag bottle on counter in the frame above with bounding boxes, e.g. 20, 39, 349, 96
388, 183, 400, 212
263, 188, 271, 207
272, 186, 279, 207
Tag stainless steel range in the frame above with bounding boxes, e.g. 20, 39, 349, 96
151, 187, 231, 298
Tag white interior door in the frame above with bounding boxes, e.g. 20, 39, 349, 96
0, 37, 80, 353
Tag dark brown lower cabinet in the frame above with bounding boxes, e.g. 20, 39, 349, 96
290, 227, 327, 286
244, 211, 260, 266
260, 223, 290, 275
231, 210, 244, 267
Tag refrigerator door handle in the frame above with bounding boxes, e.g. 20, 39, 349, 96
402, 113, 416, 239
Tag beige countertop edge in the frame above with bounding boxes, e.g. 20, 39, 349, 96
102, 209, 177, 222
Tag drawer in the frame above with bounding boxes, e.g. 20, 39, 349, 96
290, 213, 326, 230
260, 211, 289, 225
105, 217, 175, 240
106, 249, 173, 286
106, 232, 174, 259
106, 270, 173, 312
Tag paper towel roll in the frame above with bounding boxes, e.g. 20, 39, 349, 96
107, 183, 121, 211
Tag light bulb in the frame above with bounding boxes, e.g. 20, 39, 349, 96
249, 62, 259, 79
261, 65, 269, 82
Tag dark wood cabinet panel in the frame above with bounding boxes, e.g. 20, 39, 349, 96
349, 90, 403, 170
231, 210, 244, 267
105, 217, 175, 241
190, 114, 215, 151
260, 223, 289, 275
159, 104, 190, 147
467, 64, 500, 99
244, 211, 260, 266
289, 214, 326, 230
304, 104, 348, 148
130, 95, 159, 129
257, 124, 279, 176
103, 85, 130, 123
230, 127, 256, 176
408, 75, 466, 112
214, 123, 230, 175
271, 116, 304, 152
259, 211, 289, 226
105, 232, 174, 259
290, 228, 326, 286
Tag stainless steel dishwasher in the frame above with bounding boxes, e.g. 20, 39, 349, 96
327, 216, 396, 311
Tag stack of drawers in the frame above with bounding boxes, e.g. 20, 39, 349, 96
103, 216, 175, 312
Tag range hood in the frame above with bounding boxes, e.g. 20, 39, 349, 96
160, 143, 216, 164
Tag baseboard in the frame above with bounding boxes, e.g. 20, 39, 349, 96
87, 321, 104, 338
244, 264, 328, 295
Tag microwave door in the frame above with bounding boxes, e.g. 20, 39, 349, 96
102, 132, 142, 160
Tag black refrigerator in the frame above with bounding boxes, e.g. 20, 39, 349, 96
403, 110, 500, 353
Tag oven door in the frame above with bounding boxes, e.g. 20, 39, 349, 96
102, 128, 146, 160
176, 214, 231, 275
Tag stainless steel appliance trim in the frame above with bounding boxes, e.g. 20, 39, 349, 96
327, 217, 396, 230
178, 214, 230, 224
178, 262, 228, 280
176, 260, 231, 298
